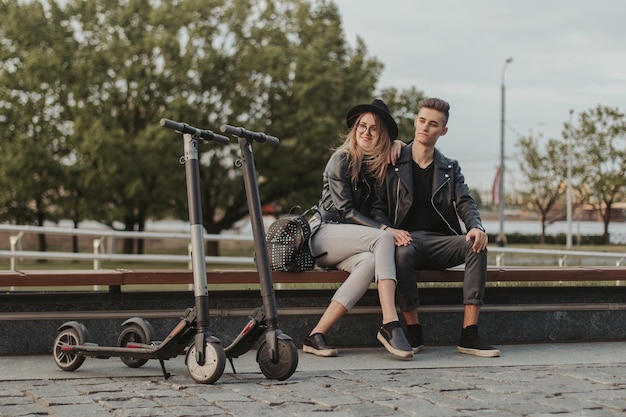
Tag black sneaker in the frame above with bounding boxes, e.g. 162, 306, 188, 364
457, 325, 500, 357
376, 322, 413, 359
303, 333, 337, 357
406, 324, 424, 354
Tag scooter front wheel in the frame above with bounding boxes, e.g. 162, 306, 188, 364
53, 327, 86, 372
185, 340, 226, 384
256, 338, 298, 381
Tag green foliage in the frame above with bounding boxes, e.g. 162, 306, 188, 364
516, 133, 568, 242
516, 105, 626, 244
4, 0, 626, 257
0, 0, 74, 229
2, 0, 426, 255
492, 233, 605, 246
379, 86, 426, 142
571, 105, 626, 243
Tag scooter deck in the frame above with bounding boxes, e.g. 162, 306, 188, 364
60, 341, 183, 360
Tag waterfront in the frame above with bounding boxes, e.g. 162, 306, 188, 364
481, 219, 619, 236
43, 217, 626, 240
155, 217, 626, 247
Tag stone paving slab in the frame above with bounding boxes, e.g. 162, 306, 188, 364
0, 342, 625, 416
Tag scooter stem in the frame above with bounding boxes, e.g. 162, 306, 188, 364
236, 137, 280, 337
183, 133, 212, 362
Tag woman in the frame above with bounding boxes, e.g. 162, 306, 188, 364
303, 99, 413, 359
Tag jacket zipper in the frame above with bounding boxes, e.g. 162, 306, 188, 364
394, 175, 401, 226
431, 177, 458, 235
363, 178, 371, 201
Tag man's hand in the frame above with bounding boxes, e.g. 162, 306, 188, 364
467, 227, 488, 253
388, 140, 406, 165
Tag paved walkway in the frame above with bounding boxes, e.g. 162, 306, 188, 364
1, 342, 625, 416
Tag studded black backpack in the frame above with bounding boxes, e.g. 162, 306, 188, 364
266, 206, 319, 272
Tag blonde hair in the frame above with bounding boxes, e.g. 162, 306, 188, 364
337, 112, 392, 186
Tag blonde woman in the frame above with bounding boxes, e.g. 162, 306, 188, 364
303, 99, 412, 359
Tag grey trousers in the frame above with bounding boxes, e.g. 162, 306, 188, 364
395, 231, 487, 312
310, 223, 396, 311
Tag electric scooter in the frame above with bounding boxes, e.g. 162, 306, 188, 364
219, 124, 298, 380
52, 119, 230, 384
52, 119, 298, 382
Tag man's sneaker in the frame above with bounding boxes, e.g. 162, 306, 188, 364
303, 333, 338, 357
457, 325, 500, 357
406, 324, 424, 354
376, 322, 413, 359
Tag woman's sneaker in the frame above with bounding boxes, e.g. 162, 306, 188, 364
457, 325, 500, 357
376, 321, 413, 359
406, 324, 424, 354
303, 333, 338, 357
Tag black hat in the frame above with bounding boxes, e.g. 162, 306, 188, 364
345, 99, 398, 140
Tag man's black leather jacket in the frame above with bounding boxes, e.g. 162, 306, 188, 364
372, 143, 484, 235
316, 151, 381, 229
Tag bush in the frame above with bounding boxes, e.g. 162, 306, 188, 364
487, 233, 605, 245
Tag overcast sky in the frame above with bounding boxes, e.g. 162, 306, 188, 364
336, 0, 626, 194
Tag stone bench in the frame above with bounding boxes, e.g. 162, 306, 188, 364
1, 267, 625, 354
2, 266, 624, 290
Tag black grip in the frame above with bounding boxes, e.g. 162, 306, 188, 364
159, 118, 230, 145
219, 124, 280, 146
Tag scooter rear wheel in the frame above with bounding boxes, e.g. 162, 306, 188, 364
117, 324, 150, 368
53, 327, 86, 372
186, 341, 226, 384
256, 338, 298, 381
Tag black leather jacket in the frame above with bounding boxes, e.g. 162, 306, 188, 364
372, 143, 484, 235
315, 151, 381, 229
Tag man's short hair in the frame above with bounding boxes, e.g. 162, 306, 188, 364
418, 98, 450, 125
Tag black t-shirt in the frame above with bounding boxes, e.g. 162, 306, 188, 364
399, 161, 449, 234
356, 173, 375, 216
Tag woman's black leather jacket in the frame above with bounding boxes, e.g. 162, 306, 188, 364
315, 151, 381, 229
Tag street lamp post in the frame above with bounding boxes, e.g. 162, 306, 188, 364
566, 109, 574, 248
499, 57, 513, 236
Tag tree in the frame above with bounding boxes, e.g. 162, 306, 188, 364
243, 1, 386, 214
0, 0, 77, 252
0, 0, 392, 256
379, 86, 426, 142
516, 134, 568, 243
157, 0, 389, 255
572, 105, 626, 244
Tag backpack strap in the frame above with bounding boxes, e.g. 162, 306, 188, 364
303, 205, 326, 259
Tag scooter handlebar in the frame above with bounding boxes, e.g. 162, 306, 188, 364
219, 124, 280, 146
159, 118, 230, 145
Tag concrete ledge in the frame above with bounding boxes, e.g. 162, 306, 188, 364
3, 307, 625, 356
3, 302, 626, 322
1, 286, 625, 355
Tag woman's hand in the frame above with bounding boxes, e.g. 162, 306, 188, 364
387, 227, 412, 246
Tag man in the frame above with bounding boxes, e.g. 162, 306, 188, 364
372, 97, 499, 357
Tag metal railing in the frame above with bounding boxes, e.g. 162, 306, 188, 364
2, 224, 626, 271
0, 224, 255, 270
493, 246, 626, 267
